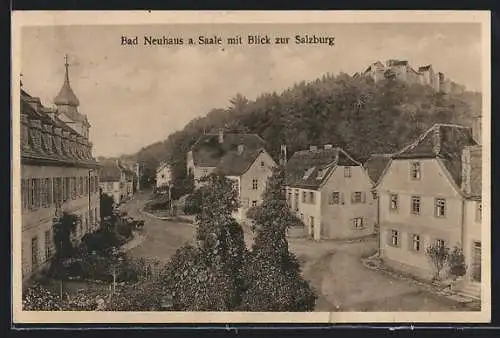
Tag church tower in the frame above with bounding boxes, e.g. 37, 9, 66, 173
54, 55, 90, 138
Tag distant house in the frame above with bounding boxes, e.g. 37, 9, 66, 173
187, 130, 276, 221
99, 160, 135, 205
155, 162, 172, 189
285, 145, 376, 241
375, 123, 482, 297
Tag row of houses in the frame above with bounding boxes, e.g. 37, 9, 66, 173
185, 113, 483, 297
20, 58, 101, 284
98, 160, 138, 206
355, 59, 466, 94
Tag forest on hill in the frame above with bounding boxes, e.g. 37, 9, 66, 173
122, 72, 481, 191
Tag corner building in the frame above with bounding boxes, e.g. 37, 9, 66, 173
20, 58, 100, 284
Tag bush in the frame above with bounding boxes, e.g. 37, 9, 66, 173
426, 243, 450, 281
183, 190, 202, 215
80, 229, 123, 256
23, 284, 63, 311
448, 246, 467, 280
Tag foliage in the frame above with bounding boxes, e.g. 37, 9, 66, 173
240, 166, 316, 310
107, 280, 165, 311
118, 75, 480, 188
448, 246, 467, 280
425, 242, 450, 281
162, 174, 247, 311
100, 193, 115, 220
80, 229, 123, 256
22, 284, 63, 311
53, 212, 79, 259
171, 172, 195, 200
183, 188, 203, 215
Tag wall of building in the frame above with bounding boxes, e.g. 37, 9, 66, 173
463, 199, 482, 284
287, 186, 322, 240
320, 166, 376, 239
378, 158, 464, 279
21, 164, 100, 282
239, 151, 276, 218
156, 166, 172, 188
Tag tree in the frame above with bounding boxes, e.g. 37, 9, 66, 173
240, 166, 317, 311
162, 174, 247, 311
426, 242, 450, 281
448, 246, 467, 280
100, 192, 115, 220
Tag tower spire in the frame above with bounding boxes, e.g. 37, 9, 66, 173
54, 54, 80, 107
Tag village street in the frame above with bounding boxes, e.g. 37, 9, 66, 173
120, 191, 469, 312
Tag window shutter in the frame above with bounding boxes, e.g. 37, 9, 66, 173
351, 192, 355, 204
362, 192, 366, 204
340, 192, 345, 205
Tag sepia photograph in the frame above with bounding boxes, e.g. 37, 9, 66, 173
11, 11, 491, 324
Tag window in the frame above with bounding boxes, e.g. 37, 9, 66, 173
302, 191, 307, 203
44, 230, 52, 260
309, 191, 315, 204
21, 179, 29, 210
435, 198, 446, 217
329, 192, 340, 205
391, 230, 399, 247
344, 166, 352, 178
252, 200, 257, 207
351, 192, 365, 204
411, 196, 421, 215
476, 202, 482, 222
53, 177, 60, 204
30, 178, 40, 209
353, 217, 364, 229
410, 162, 421, 180
65, 177, 70, 201
252, 179, 258, 190
31, 236, 38, 268
435, 239, 445, 248
294, 191, 299, 211
71, 177, 77, 199
84, 178, 88, 196
390, 194, 399, 211
161, 174, 165, 179
260, 161, 265, 167
411, 234, 421, 252
107, 182, 114, 190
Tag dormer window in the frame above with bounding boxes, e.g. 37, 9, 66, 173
303, 167, 315, 180
344, 166, 352, 178
410, 162, 421, 180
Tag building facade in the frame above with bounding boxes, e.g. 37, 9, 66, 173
285, 145, 376, 241
99, 160, 135, 205
20, 58, 100, 284
186, 130, 268, 187
376, 124, 482, 297
155, 162, 172, 189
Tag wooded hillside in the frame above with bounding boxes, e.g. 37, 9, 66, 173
120, 72, 481, 188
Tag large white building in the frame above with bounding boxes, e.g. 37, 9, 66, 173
21, 57, 101, 284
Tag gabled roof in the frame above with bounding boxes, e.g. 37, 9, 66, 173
285, 147, 360, 189
363, 154, 393, 185
190, 133, 267, 167
392, 123, 478, 192
213, 148, 266, 176
99, 161, 122, 182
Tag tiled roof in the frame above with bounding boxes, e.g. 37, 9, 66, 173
99, 161, 122, 182
213, 148, 265, 176
285, 147, 360, 189
191, 133, 267, 167
393, 123, 478, 192
363, 154, 392, 185
21, 90, 98, 167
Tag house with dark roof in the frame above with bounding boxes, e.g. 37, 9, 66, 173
187, 130, 276, 220
20, 57, 101, 284
155, 161, 172, 190
285, 145, 376, 240
375, 123, 483, 297
99, 160, 136, 205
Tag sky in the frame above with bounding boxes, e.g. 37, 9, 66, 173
20, 23, 482, 157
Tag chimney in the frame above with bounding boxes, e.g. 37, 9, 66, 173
218, 128, 224, 144
324, 144, 333, 150
473, 114, 482, 145
310, 145, 318, 151
237, 144, 244, 154
280, 144, 287, 166
461, 146, 471, 194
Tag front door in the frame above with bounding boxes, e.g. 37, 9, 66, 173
472, 241, 481, 282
